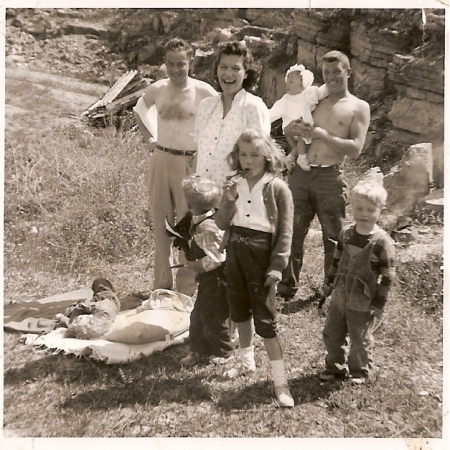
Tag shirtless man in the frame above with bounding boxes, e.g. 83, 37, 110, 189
139, 38, 217, 296
277, 50, 370, 300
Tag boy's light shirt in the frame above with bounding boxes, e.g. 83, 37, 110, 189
191, 209, 225, 271
231, 172, 272, 233
192, 209, 215, 224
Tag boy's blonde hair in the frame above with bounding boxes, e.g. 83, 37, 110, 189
227, 128, 285, 174
182, 174, 221, 212
351, 167, 388, 207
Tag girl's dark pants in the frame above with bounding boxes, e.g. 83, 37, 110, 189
226, 226, 278, 339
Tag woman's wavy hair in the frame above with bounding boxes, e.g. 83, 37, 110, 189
213, 40, 260, 92
227, 128, 285, 175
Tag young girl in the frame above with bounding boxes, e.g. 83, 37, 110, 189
269, 64, 328, 171
215, 128, 295, 407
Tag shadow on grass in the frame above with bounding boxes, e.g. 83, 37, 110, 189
289, 373, 344, 405
279, 293, 321, 315
4, 339, 188, 387
60, 374, 212, 410
216, 374, 343, 411
3, 351, 106, 386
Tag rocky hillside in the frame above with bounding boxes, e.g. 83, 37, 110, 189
5, 8, 445, 185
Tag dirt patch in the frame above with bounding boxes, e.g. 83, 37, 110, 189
5, 66, 107, 134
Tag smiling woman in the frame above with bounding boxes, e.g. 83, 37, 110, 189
194, 40, 271, 187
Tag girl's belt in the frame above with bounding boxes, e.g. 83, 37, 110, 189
230, 226, 272, 240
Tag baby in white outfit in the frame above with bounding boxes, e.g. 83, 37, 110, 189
269, 64, 328, 171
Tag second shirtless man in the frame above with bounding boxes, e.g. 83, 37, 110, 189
141, 38, 217, 296
277, 50, 370, 300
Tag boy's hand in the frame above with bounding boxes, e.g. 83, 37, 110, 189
264, 274, 279, 287
283, 154, 296, 173
370, 306, 383, 318
184, 260, 197, 271
322, 283, 333, 298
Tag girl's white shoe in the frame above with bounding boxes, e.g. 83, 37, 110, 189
275, 384, 294, 407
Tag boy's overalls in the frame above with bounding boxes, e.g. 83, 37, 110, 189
323, 227, 386, 379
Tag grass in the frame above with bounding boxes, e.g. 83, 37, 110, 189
2, 65, 444, 439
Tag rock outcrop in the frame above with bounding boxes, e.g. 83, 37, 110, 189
5, 8, 445, 187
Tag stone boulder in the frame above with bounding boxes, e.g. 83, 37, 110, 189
244, 9, 291, 28
389, 54, 444, 96
243, 36, 276, 58
294, 10, 349, 51
62, 20, 109, 39
388, 98, 444, 137
350, 21, 410, 69
233, 25, 274, 40
192, 49, 215, 83
381, 143, 433, 231
350, 57, 387, 102
211, 27, 234, 44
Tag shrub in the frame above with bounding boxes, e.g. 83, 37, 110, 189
395, 253, 443, 315
3, 123, 154, 273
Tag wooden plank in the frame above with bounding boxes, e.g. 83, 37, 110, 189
86, 70, 138, 111
105, 87, 148, 112
119, 78, 150, 98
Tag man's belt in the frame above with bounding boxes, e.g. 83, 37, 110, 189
309, 164, 343, 170
155, 145, 196, 156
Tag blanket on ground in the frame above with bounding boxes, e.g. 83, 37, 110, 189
20, 289, 194, 364
4, 288, 143, 333
24, 328, 189, 364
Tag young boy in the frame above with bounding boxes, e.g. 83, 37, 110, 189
179, 174, 233, 366
269, 64, 328, 171
319, 168, 396, 384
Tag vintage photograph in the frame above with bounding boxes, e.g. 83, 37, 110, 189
2, 3, 446, 444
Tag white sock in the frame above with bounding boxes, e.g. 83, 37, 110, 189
239, 345, 255, 370
270, 359, 288, 387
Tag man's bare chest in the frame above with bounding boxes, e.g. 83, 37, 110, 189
314, 101, 354, 137
157, 93, 197, 122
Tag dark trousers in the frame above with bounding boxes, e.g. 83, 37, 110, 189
226, 227, 278, 339
278, 165, 346, 297
189, 266, 233, 358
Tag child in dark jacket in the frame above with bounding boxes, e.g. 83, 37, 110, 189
216, 128, 295, 407
320, 168, 396, 384
179, 174, 233, 367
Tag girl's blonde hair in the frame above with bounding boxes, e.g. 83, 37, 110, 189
182, 174, 221, 211
227, 128, 285, 174
351, 167, 388, 207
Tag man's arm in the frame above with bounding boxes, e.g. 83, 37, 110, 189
134, 95, 157, 145
285, 100, 370, 158
135, 84, 158, 150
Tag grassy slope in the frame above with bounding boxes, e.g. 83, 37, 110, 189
2, 68, 444, 438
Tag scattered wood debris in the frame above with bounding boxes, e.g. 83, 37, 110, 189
82, 70, 151, 127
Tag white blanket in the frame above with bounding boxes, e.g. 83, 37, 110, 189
23, 289, 194, 364
24, 328, 189, 364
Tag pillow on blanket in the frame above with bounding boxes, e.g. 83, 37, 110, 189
103, 309, 190, 345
